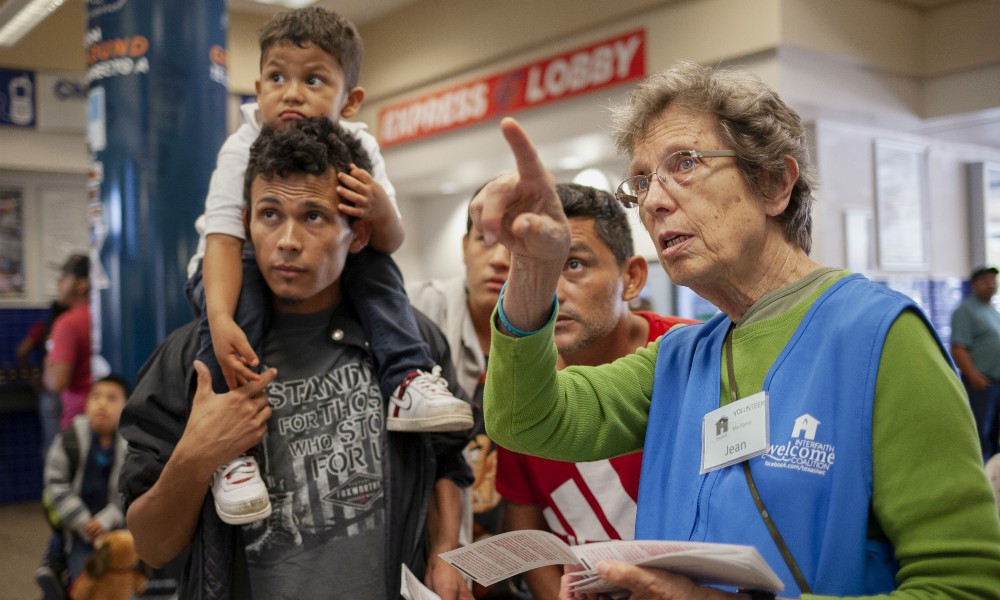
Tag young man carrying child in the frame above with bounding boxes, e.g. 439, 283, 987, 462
122, 117, 472, 600
185, 7, 472, 526
36, 375, 130, 600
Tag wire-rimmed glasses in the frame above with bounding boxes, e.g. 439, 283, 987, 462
615, 150, 737, 208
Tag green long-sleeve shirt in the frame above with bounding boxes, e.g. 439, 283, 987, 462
485, 269, 1000, 600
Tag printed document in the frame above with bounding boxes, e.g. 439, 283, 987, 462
439, 530, 783, 595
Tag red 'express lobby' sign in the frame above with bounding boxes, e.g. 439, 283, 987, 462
377, 29, 646, 147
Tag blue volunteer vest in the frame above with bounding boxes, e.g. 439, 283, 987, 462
636, 274, 947, 596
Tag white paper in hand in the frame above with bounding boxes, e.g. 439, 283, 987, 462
439, 530, 784, 594
401, 563, 443, 600
439, 530, 578, 586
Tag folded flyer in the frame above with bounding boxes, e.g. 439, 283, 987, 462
439, 530, 783, 595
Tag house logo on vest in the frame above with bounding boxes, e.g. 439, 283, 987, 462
791, 414, 819, 440
761, 413, 835, 476
715, 416, 729, 437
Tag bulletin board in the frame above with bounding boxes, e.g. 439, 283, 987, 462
968, 162, 1000, 269
874, 140, 928, 272
39, 186, 90, 298
0, 187, 24, 297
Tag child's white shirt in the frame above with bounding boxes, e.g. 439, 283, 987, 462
186, 102, 398, 279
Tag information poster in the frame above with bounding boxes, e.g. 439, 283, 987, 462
874, 140, 928, 271
0, 68, 36, 128
0, 187, 24, 296
39, 186, 91, 298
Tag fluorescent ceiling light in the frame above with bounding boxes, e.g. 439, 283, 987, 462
0, 0, 65, 48
572, 168, 611, 192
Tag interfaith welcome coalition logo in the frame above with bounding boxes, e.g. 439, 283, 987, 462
762, 414, 835, 476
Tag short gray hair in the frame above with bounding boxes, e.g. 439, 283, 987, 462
610, 61, 817, 254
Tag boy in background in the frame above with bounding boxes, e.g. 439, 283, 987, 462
35, 375, 130, 600
185, 7, 472, 526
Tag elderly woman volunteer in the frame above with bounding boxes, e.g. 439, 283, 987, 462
472, 62, 1000, 600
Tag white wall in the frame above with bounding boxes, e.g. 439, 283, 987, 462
0, 170, 88, 307
811, 120, 1000, 278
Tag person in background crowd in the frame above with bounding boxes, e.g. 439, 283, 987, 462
495, 183, 697, 600
473, 61, 1000, 599
43, 254, 91, 433
16, 299, 69, 455
950, 265, 1000, 460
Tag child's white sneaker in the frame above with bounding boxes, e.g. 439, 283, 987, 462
212, 454, 272, 525
387, 367, 473, 432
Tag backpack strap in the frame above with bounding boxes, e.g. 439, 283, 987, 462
42, 427, 82, 531
62, 426, 81, 480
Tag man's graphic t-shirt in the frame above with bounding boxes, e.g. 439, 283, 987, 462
244, 307, 386, 599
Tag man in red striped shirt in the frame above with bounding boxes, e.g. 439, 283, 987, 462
495, 183, 698, 600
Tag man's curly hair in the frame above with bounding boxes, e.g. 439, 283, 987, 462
243, 117, 373, 219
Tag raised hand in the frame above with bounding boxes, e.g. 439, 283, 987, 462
470, 118, 570, 333
471, 118, 569, 263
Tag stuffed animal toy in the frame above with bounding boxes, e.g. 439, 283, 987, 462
69, 529, 148, 600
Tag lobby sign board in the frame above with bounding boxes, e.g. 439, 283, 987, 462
377, 29, 646, 148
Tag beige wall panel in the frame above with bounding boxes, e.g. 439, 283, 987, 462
357, 0, 782, 105
356, 0, 784, 129
227, 10, 271, 96
780, 0, 922, 76
0, 0, 85, 71
778, 47, 922, 124
0, 130, 86, 173
358, 0, 670, 102
923, 64, 1000, 118
922, 0, 1000, 76
641, 0, 782, 71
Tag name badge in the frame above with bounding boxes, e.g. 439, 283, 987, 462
701, 391, 770, 474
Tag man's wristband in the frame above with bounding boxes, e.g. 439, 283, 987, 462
496, 281, 557, 338
738, 590, 777, 600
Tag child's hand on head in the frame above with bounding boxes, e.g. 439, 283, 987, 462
337, 164, 392, 225
209, 316, 261, 390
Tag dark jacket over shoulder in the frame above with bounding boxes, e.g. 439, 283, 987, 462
119, 307, 473, 600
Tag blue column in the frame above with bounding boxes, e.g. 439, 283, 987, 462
86, 1, 227, 383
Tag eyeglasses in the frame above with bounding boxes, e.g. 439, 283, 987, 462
615, 149, 737, 208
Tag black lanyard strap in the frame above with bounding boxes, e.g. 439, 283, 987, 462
725, 329, 812, 594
